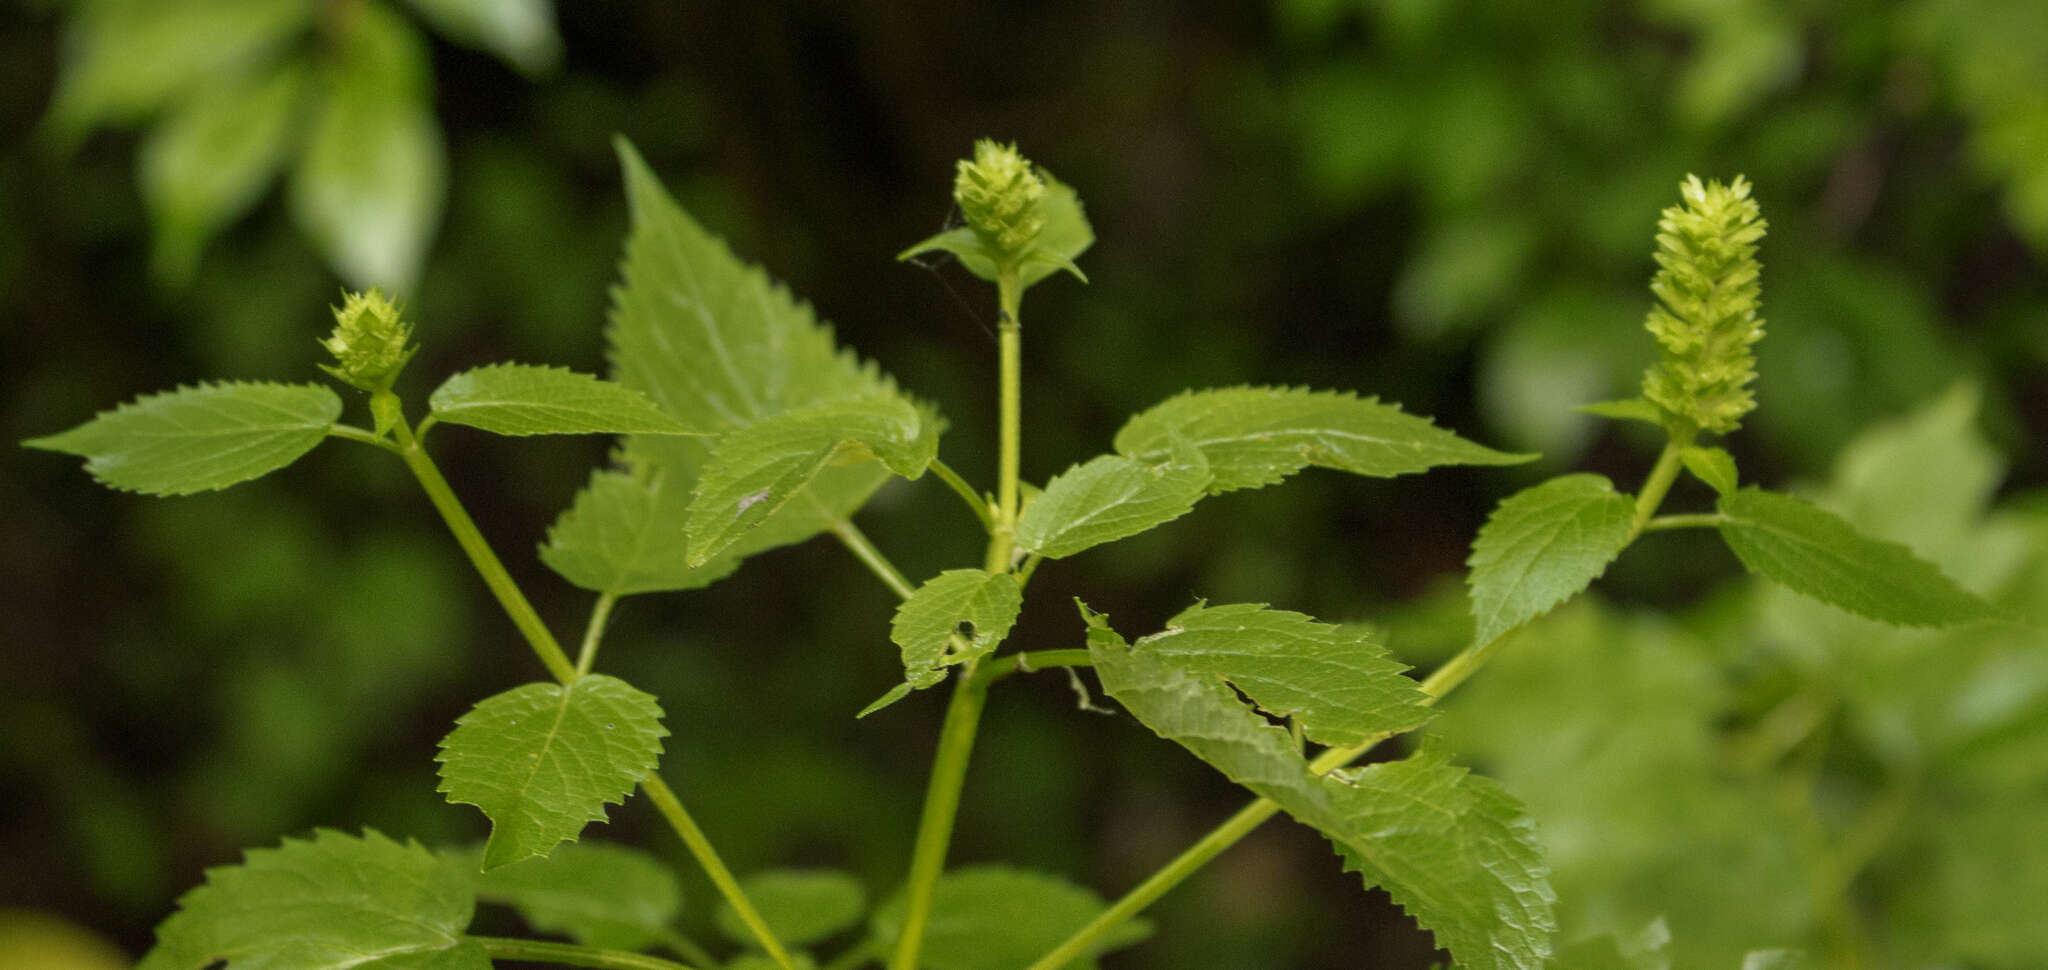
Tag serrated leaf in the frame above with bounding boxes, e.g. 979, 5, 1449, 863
26, 381, 341, 496
1716, 488, 1990, 627
595, 140, 931, 577
541, 463, 743, 596
436, 675, 668, 870
136, 829, 487, 970
714, 870, 866, 948
139, 60, 306, 284
456, 840, 682, 951
1467, 474, 1636, 647
1680, 445, 1738, 496
1016, 438, 1210, 559
404, 0, 560, 76
1114, 386, 1533, 494
1087, 607, 1554, 970
890, 569, 1023, 690
1131, 602, 1432, 747
871, 866, 1151, 970
685, 396, 937, 566
898, 173, 1093, 289
429, 363, 703, 437
42, 0, 311, 144
290, 1, 443, 291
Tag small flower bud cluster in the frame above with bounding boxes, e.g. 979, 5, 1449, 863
954, 140, 1046, 264
1640, 175, 1767, 436
319, 289, 416, 392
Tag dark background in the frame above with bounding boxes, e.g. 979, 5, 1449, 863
4, 1, 2045, 968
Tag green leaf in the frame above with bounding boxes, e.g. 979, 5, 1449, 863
139, 61, 307, 284
1087, 607, 1554, 970
42, 0, 311, 144
871, 866, 1151, 970
898, 173, 1093, 289
1573, 397, 1670, 429
610, 139, 901, 435
1716, 488, 1991, 627
459, 840, 682, 951
436, 675, 668, 870
1467, 474, 1636, 648
714, 870, 866, 948
25, 382, 341, 496
135, 829, 487, 970
1130, 601, 1433, 746
890, 569, 1024, 690
1680, 445, 1738, 496
290, 1, 444, 291
1738, 951, 1821, 970
1114, 386, 1533, 494
404, 0, 561, 76
684, 396, 938, 567
1015, 438, 1210, 559
540, 463, 744, 597
429, 363, 704, 437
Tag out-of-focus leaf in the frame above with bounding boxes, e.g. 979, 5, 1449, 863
43, 0, 311, 144
25, 382, 340, 496
714, 870, 865, 948
458, 840, 682, 951
871, 866, 1150, 970
139, 61, 306, 284
405, 0, 561, 76
290, 1, 445, 291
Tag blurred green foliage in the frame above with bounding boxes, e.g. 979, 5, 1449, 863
5, 1, 2044, 968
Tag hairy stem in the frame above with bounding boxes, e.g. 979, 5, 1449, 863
1020, 631, 1518, 970
641, 773, 798, 970
888, 673, 991, 970
930, 457, 994, 530
576, 592, 619, 677
984, 270, 1024, 574
387, 398, 578, 684
1630, 439, 1689, 538
473, 936, 706, 970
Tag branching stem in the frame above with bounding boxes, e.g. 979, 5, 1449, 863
641, 772, 798, 970
576, 592, 619, 677
887, 672, 990, 970
831, 516, 918, 601
1630, 439, 1689, 538
930, 457, 994, 530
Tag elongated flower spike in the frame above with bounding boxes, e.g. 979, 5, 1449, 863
319, 288, 417, 393
953, 139, 1047, 266
1639, 175, 1767, 437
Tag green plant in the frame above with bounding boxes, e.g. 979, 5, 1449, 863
26, 139, 2001, 970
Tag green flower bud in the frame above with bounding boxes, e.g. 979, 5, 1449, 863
1639, 175, 1767, 437
319, 289, 417, 392
953, 139, 1047, 265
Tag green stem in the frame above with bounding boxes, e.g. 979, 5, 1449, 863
1630, 440, 1689, 538
930, 457, 994, 531
641, 773, 798, 970
385, 394, 578, 685
831, 517, 918, 601
887, 673, 991, 970
326, 423, 397, 450
971, 649, 1093, 687
1639, 512, 1726, 533
1016, 553, 1044, 590
576, 592, 619, 677
1019, 631, 1519, 970
473, 936, 705, 970
984, 270, 1024, 574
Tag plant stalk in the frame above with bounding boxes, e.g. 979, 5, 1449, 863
831, 517, 918, 601
930, 457, 994, 530
1630, 439, 1689, 538
642, 772, 799, 970
472, 936, 706, 970
985, 270, 1024, 574
887, 673, 991, 970
576, 592, 619, 677
387, 399, 578, 685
